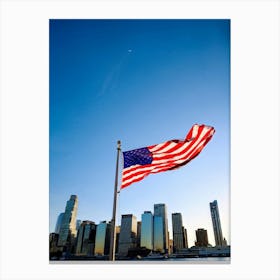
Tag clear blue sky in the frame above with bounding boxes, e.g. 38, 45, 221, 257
50, 19, 230, 247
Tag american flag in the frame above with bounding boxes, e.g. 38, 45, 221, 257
120, 124, 215, 190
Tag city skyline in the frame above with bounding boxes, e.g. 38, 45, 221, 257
53, 195, 228, 248
50, 19, 230, 248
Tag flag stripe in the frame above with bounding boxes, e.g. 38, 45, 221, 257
120, 124, 215, 189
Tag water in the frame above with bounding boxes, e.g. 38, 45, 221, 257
137, 257, 230, 263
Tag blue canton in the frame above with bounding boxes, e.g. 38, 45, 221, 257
123, 147, 153, 168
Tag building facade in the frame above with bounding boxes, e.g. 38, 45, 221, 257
153, 216, 164, 252
75, 220, 96, 255
172, 213, 185, 252
210, 200, 224, 246
94, 221, 111, 256
140, 211, 153, 250
195, 228, 209, 247
55, 213, 64, 234
57, 195, 78, 248
154, 203, 169, 253
118, 214, 137, 257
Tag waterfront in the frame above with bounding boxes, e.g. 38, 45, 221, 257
50, 257, 230, 264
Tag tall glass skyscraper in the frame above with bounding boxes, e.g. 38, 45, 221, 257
153, 216, 164, 252
76, 220, 96, 255
94, 221, 111, 256
54, 212, 64, 234
140, 211, 153, 250
57, 195, 78, 247
210, 200, 224, 246
172, 213, 185, 252
154, 203, 168, 253
118, 214, 137, 257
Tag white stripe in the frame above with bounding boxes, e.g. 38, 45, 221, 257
149, 142, 168, 152
151, 142, 178, 153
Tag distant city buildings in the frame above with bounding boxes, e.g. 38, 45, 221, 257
76, 220, 96, 255
50, 196, 229, 260
154, 203, 169, 253
94, 221, 111, 256
55, 213, 64, 234
57, 195, 78, 249
210, 200, 224, 246
172, 213, 188, 252
140, 211, 153, 250
118, 214, 137, 257
195, 228, 209, 247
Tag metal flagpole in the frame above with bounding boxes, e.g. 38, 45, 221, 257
109, 140, 121, 261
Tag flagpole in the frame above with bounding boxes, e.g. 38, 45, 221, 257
109, 140, 121, 261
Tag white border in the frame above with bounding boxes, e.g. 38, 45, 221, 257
0, 0, 279, 279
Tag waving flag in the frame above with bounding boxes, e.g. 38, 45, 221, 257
120, 124, 215, 189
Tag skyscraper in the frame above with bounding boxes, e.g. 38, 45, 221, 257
54, 212, 64, 234
94, 221, 111, 256
57, 195, 78, 248
195, 228, 209, 247
118, 214, 137, 257
154, 203, 168, 253
136, 221, 142, 247
153, 216, 164, 252
140, 211, 153, 250
75, 220, 96, 255
183, 227, 188, 248
76, 219, 81, 232
210, 200, 224, 246
172, 213, 185, 252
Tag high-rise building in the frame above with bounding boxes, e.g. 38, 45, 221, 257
118, 214, 137, 257
115, 225, 121, 253
140, 211, 153, 250
94, 221, 111, 256
154, 203, 168, 253
75, 220, 96, 255
55, 213, 64, 234
195, 228, 209, 247
210, 200, 224, 246
57, 195, 78, 248
153, 216, 164, 252
172, 213, 185, 252
183, 227, 188, 248
49, 233, 59, 255
136, 221, 142, 247
76, 219, 81, 232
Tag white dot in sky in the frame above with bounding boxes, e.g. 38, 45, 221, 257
128, 49, 132, 53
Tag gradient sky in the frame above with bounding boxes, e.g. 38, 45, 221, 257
49, 19, 230, 247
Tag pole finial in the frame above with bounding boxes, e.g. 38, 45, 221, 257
117, 140, 121, 149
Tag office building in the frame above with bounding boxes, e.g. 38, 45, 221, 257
183, 227, 188, 248
118, 214, 137, 257
195, 228, 209, 247
94, 221, 111, 256
153, 216, 164, 252
55, 213, 64, 234
210, 200, 224, 246
76, 219, 81, 232
172, 213, 185, 252
76, 220, 96, 255
140, 211, 153, 250
136, 221, 142, 247
57, 195, 78, 248
154, 203, 168, 253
